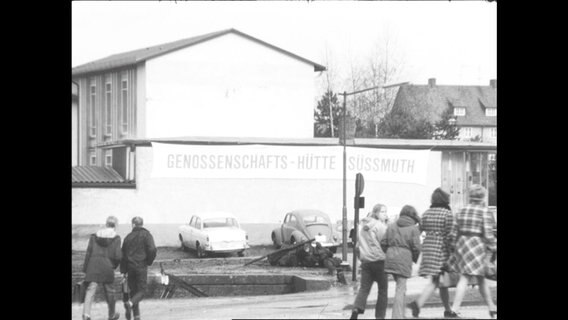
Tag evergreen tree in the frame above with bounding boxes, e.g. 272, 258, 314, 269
314, 90, 342, 137
377, 109, 435, 139
433, 107, 460, 140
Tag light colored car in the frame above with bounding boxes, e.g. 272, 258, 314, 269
271, 209, 341, 253
178, 212, 249, 258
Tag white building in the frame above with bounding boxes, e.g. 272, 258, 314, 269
72, 28, 325, 167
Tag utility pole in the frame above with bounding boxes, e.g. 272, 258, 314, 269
341, 91, 347, 261
337, 82, 408, 263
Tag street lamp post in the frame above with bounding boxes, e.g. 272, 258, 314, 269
337, 82, 409, 263
341, 91, 348, 261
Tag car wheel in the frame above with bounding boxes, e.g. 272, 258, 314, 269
272, 233, 281, 249
179, 234, 187, 251
291, 236, 296, 244
237, 250, 245, 257
196, 242, 204, 258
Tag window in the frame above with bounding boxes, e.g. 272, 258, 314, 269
104, 150, 112, 167
490, 127, 497, 138
485, 108, 496, 116
195, 217, 202, 230
454, 107, 466, 116
203, 218, 238, 228
121, 72, 128, 134
189, 216, 196, 226
462, 127, 472, 138
89, 79, 96, 137
105, 76, 112, 136
89, 150, 96, 166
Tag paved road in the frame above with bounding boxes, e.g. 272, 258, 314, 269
72, 277, 496, 319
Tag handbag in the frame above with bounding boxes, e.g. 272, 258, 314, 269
73, 280, 87, 303
438, 270, 460, 288
485, 251, 497, 281
438, 258, 459, 288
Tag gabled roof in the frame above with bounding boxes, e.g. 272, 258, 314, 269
72, 28, 326, 77
392, 83, 497, 126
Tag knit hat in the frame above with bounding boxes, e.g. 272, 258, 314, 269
468, 184, 486, 201
431, 187, 450, 206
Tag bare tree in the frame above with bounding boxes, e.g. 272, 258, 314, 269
344, 33, 405, 137
314, 31, 405, 138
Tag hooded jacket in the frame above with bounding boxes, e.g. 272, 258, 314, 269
83, 228, 122, 283
356, 216, 387, 263
381, 215, 422, 278
120, 227, 157, 273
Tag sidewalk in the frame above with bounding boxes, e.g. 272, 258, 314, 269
72, 277, 496, 319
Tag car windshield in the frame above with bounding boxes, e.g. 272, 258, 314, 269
203, 217, 239, 228
303, 215, 328, 225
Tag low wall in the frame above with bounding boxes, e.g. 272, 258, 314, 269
71, 272, 331, 303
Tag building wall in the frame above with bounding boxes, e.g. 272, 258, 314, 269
74, 68, 137, 166
481, 126, 497, 143
458, 126, 496, 143
72, 99, 78, 166
144, 32, 316, 139
72, 146, 442, 226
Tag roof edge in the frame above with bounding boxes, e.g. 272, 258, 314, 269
72, 28, 326, 76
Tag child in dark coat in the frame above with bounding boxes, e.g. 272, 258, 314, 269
381, 205, 421, 319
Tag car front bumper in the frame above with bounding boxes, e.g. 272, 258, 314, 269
206, 241, 249, 252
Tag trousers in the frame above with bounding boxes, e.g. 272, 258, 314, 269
352, 260, 388, 319
83, 282, 116, 318
127, 267, 148, 318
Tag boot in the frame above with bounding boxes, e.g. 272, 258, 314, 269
349, 310, 358, 319
124, 301, 132, 320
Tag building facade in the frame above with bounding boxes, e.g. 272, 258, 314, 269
72, 28, 325, 168
390, 78, 497, 206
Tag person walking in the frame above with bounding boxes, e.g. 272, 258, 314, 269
407, 187, 459, 318
448, 185, 497, 318
82, 216, 122, 320
120, 217, 157, 320
350, 204, 389, 320
381, 205, 422, 319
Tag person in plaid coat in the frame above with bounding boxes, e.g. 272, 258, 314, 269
407, 188, 459, 318
449, 185, 497, 318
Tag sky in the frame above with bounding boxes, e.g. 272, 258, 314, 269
72, 1, 496, 90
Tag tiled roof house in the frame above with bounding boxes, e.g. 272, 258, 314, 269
391, 78, 497, 142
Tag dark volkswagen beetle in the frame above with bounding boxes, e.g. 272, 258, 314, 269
271, 209, 341, 253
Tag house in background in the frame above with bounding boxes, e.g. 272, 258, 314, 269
390, 78, 497, 206
391, 78, 497, 143
71, 28, 325, 170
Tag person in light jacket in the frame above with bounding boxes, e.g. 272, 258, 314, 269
350, 204, 389, 320
82, 216, 122, 320
381, 205, 422, 319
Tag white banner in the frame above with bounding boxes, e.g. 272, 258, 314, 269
151, 143, 430, 185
